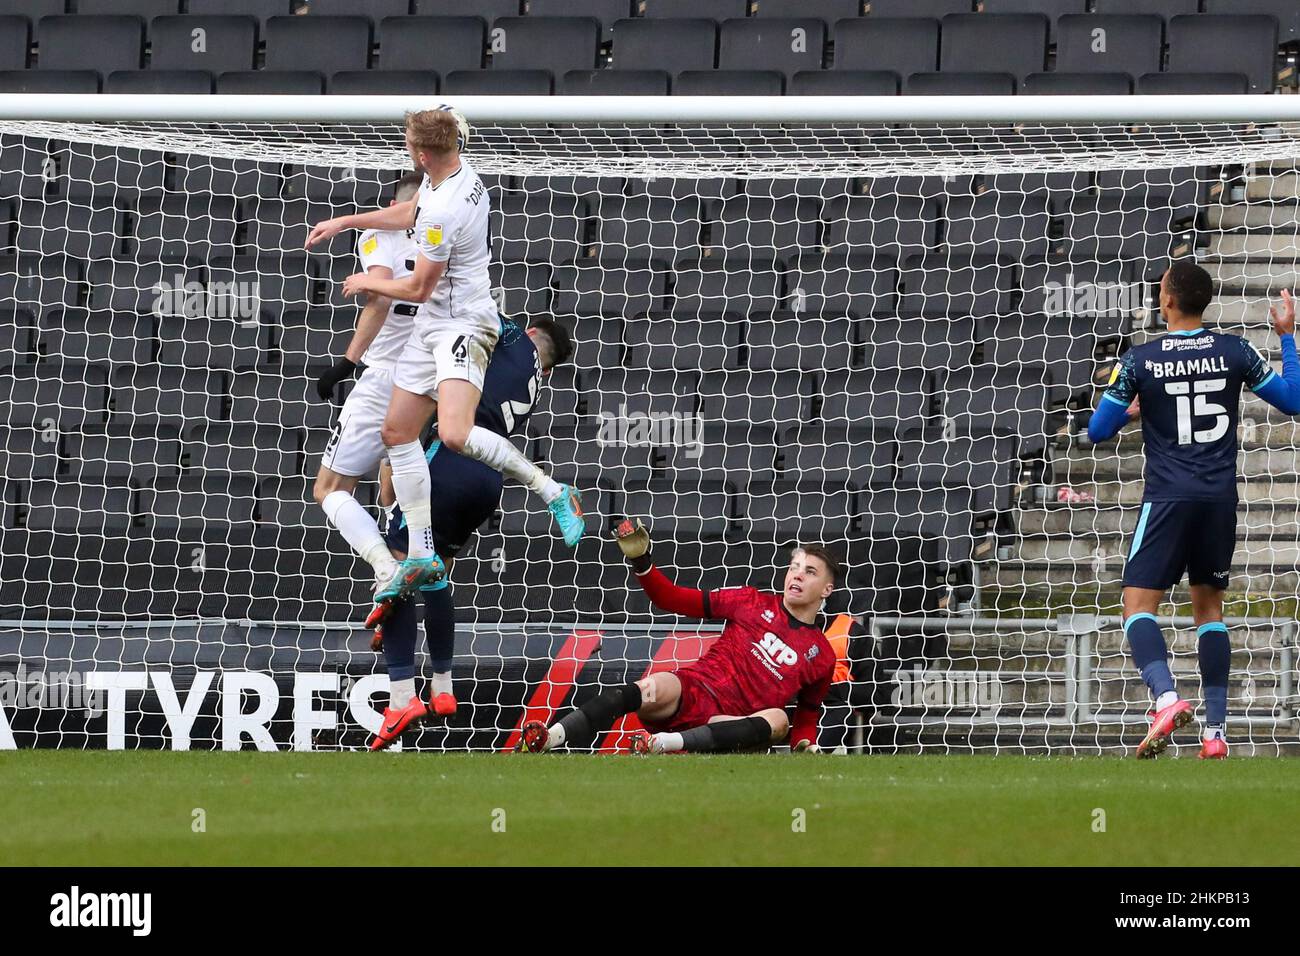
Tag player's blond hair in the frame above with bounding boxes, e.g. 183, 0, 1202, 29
405, 109, 461, 157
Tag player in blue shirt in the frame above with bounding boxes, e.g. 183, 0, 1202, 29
368, 315, 573, 750
1088, 262, 1300, 759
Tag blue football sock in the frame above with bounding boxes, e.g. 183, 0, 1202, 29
1125, 613, 1176, 700
1197, 621, 1231, 727
423, 580, 455, 674
383, 596, 418, 683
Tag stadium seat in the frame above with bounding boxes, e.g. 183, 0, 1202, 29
978, 314, 1100, 401
709, 195, 818, 262
0, 0, 62, 24
442, 69, 552, 94
0, 133, 54, 199
243, 198, 346, 258
674, 70, 783, 96
140, 475, 258, 544
718, 18, 827, 81
939, 14, 1048, 82
0, 425, 61, 481
593, 195, 702, 265
905, 72, 1016, 95
661, 424, 781, 487
0, 365, 110, 429
819, 367, 931, 436
23, 478, 135, 535
530, 0, 632, 42
673, 259, 785, 317
865, 316, 975, 371
1137, 72, 1249, 94
39, 312, 154, 368
1167, 15, 1279, 94
833, 18, 938, 75
0, 70, 98, 93
283, 165, 390, 205
940, 364, 1051, 448
133, 196, 238, 264
105, 70, 214, 94
755, 0, 861, 31
414, 0, 518, 21
1205, 0, 1300, 44
492, 260, 555, 318
0, 255, 83, 319
735, 478, 859, 545
87, 259, 194, 320
187, 0, 288, 33
699, 369, 813, 435
868, 0, 968, 16
264, 15, 371, 73
0, 309, 35, 366
1092, 0, 1197, 21
1060, 198, 1181, 279
823, 194, 938, 260
490, 16, 601, 77
17, 200, 123, 260
158, 314, 269, 371
217, 71, 325, 94
247, 523, 369, 622
1095, 166, 1207, 213
304, 0, 408, 26
781, 426, 894, 492
624, 310, 742, 372
1018, 259, 1136, 334
276, 310, 355, 369
979, 0, 1086, 37
788, 254, 898, 319
859, 487, 976, 564
896, 430, 1018, 516
51, 143, 166, 202
944, 192, 1053, 260
65, 425, 184, 483
184, 423, 299, 479
561, 69, 669, 95
1022, 72, 1132, 95
538, 427, 656, 489
899, 256, 1015, 319
149, 16, 258, 74
979, 170, 1091, 215
171, 153, 282, 201
377, 16, 483, 72
617, 480, 732, 541
610, 18, 717, 73
1055, 15, 1163, 80
229, 370, 335, 433
789, 70, 898, 95
334, 69, 436, 92
551, 260, 666, 319
112, 365, 225, 431
37, 16, 144, 76
492, 192, 589, 265
0, 16, 28, 70
641, 0, 746, 20
745, 312, 859, 372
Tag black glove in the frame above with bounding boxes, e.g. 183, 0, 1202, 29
316, 358, 358, 402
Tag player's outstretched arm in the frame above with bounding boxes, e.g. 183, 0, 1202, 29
315, 291, 392, 401
1255, 289, 1300, 415
790, 671, 832, 752
1087, 354, 1139, 443
304, 197, 417, 250
613, 518, 707, 618
343, 254, 445, 305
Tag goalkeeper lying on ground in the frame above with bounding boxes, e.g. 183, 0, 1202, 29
518, 520, 838, 755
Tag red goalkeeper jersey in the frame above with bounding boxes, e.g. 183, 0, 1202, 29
636, 566, 836, 746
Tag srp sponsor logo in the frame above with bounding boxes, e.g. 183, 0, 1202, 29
753, 631, 798, 677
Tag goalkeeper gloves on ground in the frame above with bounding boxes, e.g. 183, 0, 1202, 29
613, 517, 652, 574
316, 358, 358, 401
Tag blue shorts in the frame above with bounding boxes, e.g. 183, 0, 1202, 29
1122, 499, 1237, 591
384, 442, 504, 563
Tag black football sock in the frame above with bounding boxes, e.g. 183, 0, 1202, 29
677, 716, 773, 753
555, 682, 643, 749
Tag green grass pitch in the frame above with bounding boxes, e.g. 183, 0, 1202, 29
3, 751, 1298, 866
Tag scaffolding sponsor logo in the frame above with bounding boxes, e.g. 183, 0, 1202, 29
1042, 275, 1142, 318
49, 886, 152, 937
595, 404, 702, 458
892, 666, 1002, 714
152, 274, 261, 323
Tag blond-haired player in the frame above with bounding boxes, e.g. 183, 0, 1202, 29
306, 107, 584, 619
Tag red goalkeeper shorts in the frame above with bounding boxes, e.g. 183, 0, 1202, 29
642, 669, 726, 734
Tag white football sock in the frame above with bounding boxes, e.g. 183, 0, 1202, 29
389, 678, 416, 710
1204, 725, 1225, 742
430, 671, 453, 697
653, 732, 683, 753
463, 425, 564, 503
544, 722, 566, 750
1156, 690, 1180, 712
387, 440, 434, 558
321, 491, 394, 575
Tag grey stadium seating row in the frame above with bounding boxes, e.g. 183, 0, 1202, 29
0, 2, 1293, 94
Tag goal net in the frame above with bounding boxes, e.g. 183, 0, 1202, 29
1, 95, 1299, 754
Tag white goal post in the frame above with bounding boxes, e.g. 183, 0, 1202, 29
2, 93, 1300, 755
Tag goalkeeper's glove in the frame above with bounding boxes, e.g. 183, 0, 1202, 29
316, 357, 358, 402
613, 517, 653, 574
792, 739, 821, 754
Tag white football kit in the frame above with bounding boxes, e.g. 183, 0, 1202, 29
320, 226, 420, 477
391, 157, 499, 398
